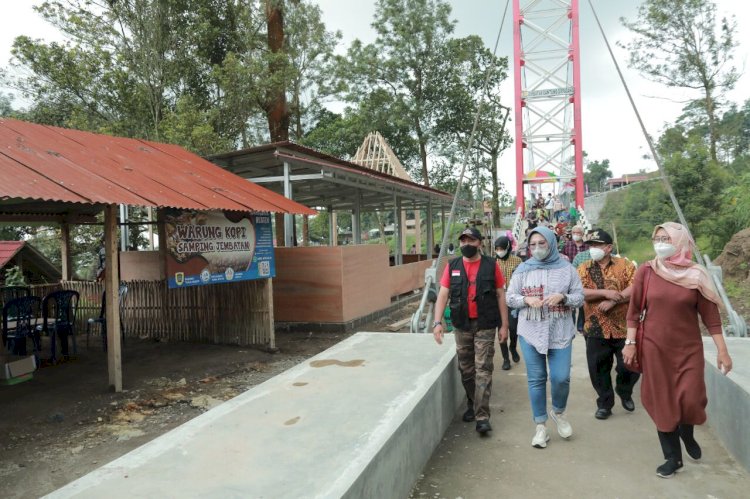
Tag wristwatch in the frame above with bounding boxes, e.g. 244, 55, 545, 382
432, 320, 443, 328
624, 339, 636, 346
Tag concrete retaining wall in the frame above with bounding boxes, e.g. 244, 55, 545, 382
46, 333, 463, 498
704, 337, 750, 472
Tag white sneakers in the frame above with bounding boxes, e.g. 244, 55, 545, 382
532, 424, 550, 448
549, 409, 573, 439
533, 412, 573, 448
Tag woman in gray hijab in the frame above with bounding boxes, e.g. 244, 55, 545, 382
506, 226, 584, 449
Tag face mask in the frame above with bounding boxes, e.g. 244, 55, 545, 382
654, 242, 677, 259
495, 249, 507, 258
589, 247, 605, 261
531, 247, 549, 261
572, 235, 582, 242
461, 244, 479, 258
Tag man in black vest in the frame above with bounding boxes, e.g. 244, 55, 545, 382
433, 227, 509, 434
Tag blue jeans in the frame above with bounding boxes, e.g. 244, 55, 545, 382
519, 336, 573, 424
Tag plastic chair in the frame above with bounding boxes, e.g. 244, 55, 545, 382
2, 296, 42, 357
1, 286, 30, 310
38, 290, 79, 361
86, 284, 128, 351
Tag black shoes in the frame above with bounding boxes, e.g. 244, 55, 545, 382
462, 407, 476, 422
680, 424, 702, 460
656, 459, 683, 478
621, 397, 636, 412
476, 419, 492, 434
595, 408, 612, 420
502, 358, 511, 370
683, 439, 702, 460
510, 349, 520, 363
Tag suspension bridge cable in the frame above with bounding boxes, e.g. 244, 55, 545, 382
433, 0, 511, 267
411, 0, 511, 334
586, 0, 702, 263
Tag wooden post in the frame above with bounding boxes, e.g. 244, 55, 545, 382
302, 215, 309, 246
395, 196, 403, 265
426, 199, 433, 257
147, 207, 155, 250
611, 222, 620, 256
60, 223, 72, 281
414, 206, 422, 254
274, 213, 286, 247
157, 209, 167, 280
330, 210, 338, 246
104, 205, 123, 392
400, 208, 408, 254
266, 278, 275, 350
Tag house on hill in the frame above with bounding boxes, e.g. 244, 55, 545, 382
606, 173, 650, 189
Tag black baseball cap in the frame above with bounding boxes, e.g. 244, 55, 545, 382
588, 229, 613, 244
459, 227, 482, 241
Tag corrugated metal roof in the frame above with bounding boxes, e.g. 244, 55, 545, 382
210, 141, 456, 199
0, 118, 316, 215
0, 241, 24, 269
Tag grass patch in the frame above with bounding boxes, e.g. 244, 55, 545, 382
614, 238, 654, 265
722, 277, 744, 301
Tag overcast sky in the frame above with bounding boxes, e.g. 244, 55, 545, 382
2, 1, 749, 194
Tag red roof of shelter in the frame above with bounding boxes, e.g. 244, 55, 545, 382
0, 241, 24, 269
0, 118, 315, 216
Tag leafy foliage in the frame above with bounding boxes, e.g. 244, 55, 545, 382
4, 265, 26, 286
584, 159, 613, 193
621, 0, 739, 161
598, 100, 750, 257
337, 0, 508, 187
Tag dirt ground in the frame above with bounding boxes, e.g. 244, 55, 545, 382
714, 227, 750, 282
0, 301, 418, 499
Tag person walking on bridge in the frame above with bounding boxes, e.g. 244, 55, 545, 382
495, 236, 522, 371
577, 229, 639, 420
506, 227, 584, 448
624, 222, 733, 478
562, 225, 588, 261
433, 227, 510, 435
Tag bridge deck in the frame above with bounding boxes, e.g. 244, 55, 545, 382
412, 335, 750, 498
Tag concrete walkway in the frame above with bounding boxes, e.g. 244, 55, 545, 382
411, 334, 750, 499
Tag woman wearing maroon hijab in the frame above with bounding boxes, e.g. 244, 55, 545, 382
624, 222, 733, 478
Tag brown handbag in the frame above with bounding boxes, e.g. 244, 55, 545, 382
626, 267, 652, 373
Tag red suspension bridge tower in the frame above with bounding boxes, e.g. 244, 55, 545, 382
513, 0, 584, 215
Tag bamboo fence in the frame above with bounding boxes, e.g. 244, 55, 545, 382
29, 279, 273, 346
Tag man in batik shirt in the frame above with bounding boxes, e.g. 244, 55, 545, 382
577, 229, 638, 420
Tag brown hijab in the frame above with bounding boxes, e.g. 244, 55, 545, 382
650, 222, 722, 306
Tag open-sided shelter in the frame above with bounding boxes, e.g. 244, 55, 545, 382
0, 118, 314, 391
210, 142, 464, 331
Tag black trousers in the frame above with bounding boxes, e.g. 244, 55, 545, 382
499, 313, 518, 360
585, 336, 640, 410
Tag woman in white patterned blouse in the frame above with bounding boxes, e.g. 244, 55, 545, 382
506, 226, 584, 449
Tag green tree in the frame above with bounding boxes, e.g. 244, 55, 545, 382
4, 1, 274, 152
621, 0, 739, 162
429, 34, 510, 225
584, 159, 613, 193
284, 1, 341, 141
716, 100, 750, 169
301, 92, 420, 167
0, 92, 13, 116
339, 0, 504, 186
4, 266, 26, 286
